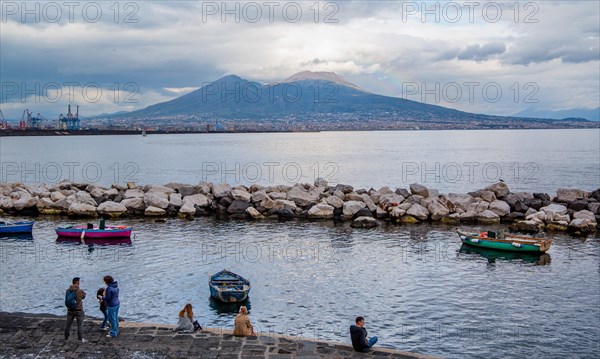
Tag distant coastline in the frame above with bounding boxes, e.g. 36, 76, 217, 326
0, 128, 319, 137
1, 124, 598, 137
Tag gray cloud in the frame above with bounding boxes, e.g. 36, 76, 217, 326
457, 43, 506, 61
434, 48, 460, 61
499, 2, 599, 66
506, 39, 599, 65
0, 0, 598, 119
434, 43, 506, 62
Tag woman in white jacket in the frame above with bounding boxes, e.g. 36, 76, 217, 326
174, 303, 194, 332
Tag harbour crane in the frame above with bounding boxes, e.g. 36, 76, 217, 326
29, 113, 44, 129
19, 109, 31, 129
0, 109, 7, 129
35, 113, 52, 129
19, 109, 46, 129
58, 105, 80, 130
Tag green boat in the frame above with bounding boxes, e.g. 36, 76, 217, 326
459, 244, 551, 265
457, 229, 552, 253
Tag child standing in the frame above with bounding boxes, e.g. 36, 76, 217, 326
97, 287, 108, 330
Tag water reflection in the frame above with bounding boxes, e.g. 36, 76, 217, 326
408, 226, 430, 242
208, 296, 251, 315
55, 236, 134, 255
0, 233, 34, 241
459, 244, 551, 266
56, 236, 133, 246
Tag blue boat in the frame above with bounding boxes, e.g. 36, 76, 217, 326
209, 270, 251, 303
0, 221, 34, 234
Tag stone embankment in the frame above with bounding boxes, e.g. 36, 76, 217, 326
0, 312, 434, 358
1, 179, 598, 235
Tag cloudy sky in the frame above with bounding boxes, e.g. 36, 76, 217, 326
1, 0, 598, 119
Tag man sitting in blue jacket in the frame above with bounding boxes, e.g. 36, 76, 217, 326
350, 316, 378, 352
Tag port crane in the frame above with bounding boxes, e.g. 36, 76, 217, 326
58, 105, 80, 130
19, 110, 30, 128
19, 109, 46, 129
0, 109, 7, 129
18, 109, 54, 129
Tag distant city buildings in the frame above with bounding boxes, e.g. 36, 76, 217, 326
2, 111, 598, 135
83, 113, 599, 132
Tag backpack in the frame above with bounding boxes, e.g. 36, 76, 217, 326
193, 320, 202, 332
65, 289, 77, 310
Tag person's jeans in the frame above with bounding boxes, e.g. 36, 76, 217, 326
100, 307, 108, 328
107, 305, 119, 337
65, 310, 84, 340
367, 336, 378, 349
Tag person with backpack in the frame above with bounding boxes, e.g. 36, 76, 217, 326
64, 277, 86, 342
102, 275, 120, 338
96, 287, 108, 330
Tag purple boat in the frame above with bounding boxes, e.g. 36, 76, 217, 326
55, 225, 133, 239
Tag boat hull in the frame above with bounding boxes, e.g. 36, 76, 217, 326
55, 227, 132, 238
459, 234, 548, 253
209, 285, 250, 303
209, 270, 251, 303
0, 222, 34, 234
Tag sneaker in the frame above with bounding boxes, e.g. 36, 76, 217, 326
100, 327, 108, 331
80, 338, 88, 343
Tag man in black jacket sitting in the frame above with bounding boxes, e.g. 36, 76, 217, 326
350, 316, 378, 352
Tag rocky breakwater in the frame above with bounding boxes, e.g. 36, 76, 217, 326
0, 180, 598, 235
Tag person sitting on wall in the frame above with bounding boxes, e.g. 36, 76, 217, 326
174, 303, 195, 332
350, 316, 378, 352
233, 306, 255, 337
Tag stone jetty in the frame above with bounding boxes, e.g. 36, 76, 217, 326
0, 312, 434, 358
0, 180, 598, 235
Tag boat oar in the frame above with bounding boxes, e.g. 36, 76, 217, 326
80, 230, 86, 244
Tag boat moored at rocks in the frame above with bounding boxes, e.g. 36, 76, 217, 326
0, 220, 34, 234
457, 229, 552, 253
55, 224, 133, 239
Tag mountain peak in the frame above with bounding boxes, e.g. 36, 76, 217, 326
215, 74, 244, 82
284, 71, 364, 91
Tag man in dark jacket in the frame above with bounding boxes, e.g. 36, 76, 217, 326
64, 277, 87, 342
350, 316, 378, 352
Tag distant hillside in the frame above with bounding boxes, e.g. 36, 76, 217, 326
97, 71, 588, 126
514, 107, 600, 122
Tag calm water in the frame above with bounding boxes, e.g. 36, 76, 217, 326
1, 129, 599, 358
0, 218, 599, 358
0, 129, 599, 192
